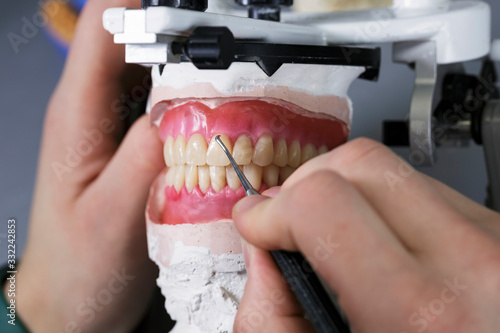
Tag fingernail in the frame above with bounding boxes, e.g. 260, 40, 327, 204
262, 186, 281, 198
233, 195, 267, 215
241, 238, 252, 270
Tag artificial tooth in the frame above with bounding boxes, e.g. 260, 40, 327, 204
233, 135, 253, 165
210, 166, 226, 192
174, 165, 185, 193
174, 136, 187, 165
207, 134, 232, 166
273, 139, 288, 167
288, 141, 301, 168
279, 166, 296, 184
226, 166, 242, 191
163, 136, 175, 167
263, 164, 279, 187
165, 166, 176, 186
252, 134, 274, 167
244, 163, 263, 190
301, 144, 318, 164
318, 145, 329, 155
185, 165, 198, 193
186, 134, 207, 166
198, 165, 210, 194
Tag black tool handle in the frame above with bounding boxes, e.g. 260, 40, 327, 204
270, 250, 350, 333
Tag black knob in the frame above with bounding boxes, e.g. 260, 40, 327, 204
383, 121, 410, 146
235, 0, 293, 21
177, 27, 235, 70
142, 0, 208, 11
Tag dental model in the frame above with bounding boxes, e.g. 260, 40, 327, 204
101, 0, 493, 329
145, 61, 364, 332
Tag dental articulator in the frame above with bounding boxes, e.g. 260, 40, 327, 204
103, 0, 500, 331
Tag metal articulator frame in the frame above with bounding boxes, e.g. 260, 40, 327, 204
482, 100, 500, 212
394, 41, 438, 166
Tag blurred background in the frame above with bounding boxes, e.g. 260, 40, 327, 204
1, 0, 499, 265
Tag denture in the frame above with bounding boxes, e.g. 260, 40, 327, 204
145, 62, 363, 332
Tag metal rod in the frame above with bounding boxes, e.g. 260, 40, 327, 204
215, 135, 260, 196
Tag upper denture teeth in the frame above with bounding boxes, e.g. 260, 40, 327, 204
198, 165, 210, 194
186, 134, 208, 166
185, 165, 198, 193
301, 144, 318, 164
207, 134, 232, 166
263, 164, 279, 187
174, 136, 187, 165
252, 134, 274, 167
244, 163, 263, 190
210, 166, 227, 192
288, 141, 301, 168
226, 165, 242, 191
273, 139, 288, 167
164, 136, 175, 167
233, 135, 253, 165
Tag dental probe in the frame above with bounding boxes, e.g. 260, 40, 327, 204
215, 135, 350, 333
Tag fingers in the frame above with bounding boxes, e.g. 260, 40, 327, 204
282, 138, 477, 257
77, 115, 164, 230
234, 242, 312, 333
52, 0, 142, 127
42, 0, 147, 192
233, 170, 419, 314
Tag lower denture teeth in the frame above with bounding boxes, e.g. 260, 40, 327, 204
174, 165, 185, 193
198, 165, 210, 193
301, 144, 318, 164
288, 141, 301, 168
318, 145, 329, 155
263, 164, 279, 187
207, 134, 232, 166
273, 139, 288, 167
244, 163, 263, 190
252, 134, 274, 167
210, 166, 226, 192
233, 135, 253, 165
280, 165, 296, 184
165, 165, 176, 185
185, 165, 198, 193
226, 165, 242, 191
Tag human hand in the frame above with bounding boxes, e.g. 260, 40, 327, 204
233, 138, 500, 333
11, 1, 165, 332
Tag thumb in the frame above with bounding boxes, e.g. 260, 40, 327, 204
78, 115, 165, 228
234, 240, 314, 332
